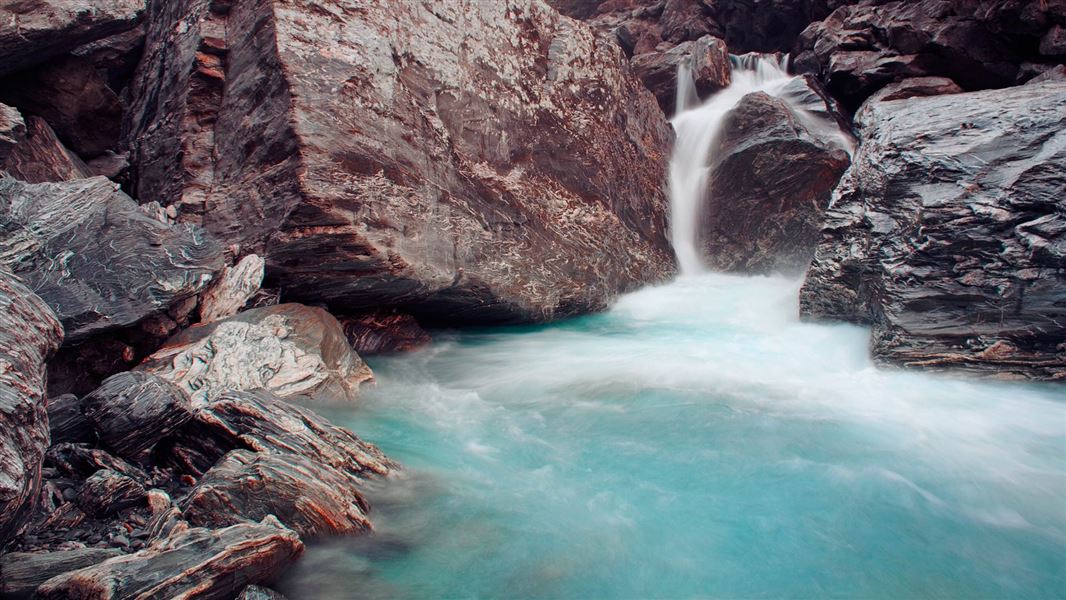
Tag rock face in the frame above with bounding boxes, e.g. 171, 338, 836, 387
0, 177, 223, 343
2, 116, 92, 183
76, 469, 147, 517
699, 89, 851, 273
183, 449, 373, 538
139, 304, 373, 404
0, 0, 145, 77
81, 372, 193, 460
0, 103, 25, 162
800, 81, 1066, 380
237, 586, 289, 600
631, 35, 731, 113
35, 517, 303, 600
340, 310, 431, 355
0, 548, 123, 599
792, 0, 1066, 110
0, 273, 63, 547
47, 394, 94, 445
198, 254, 266, 324
125, 0, 675, 325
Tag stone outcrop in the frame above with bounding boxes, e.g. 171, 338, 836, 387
0, 177, 223, 343
792, 0, 1066, 110
2, 116, 92, 183
0, 548, 122, 599
0, 103, 25, 162
800, 81, 1066, 380
340, 310, 431, 355
0, 273, 63, 547
76, 469, 147, 517
139, 303, 373, 404
237, 586, 289, 600
0, 0, 145, 77
81, 372, 193, 460
124, 0, 675, 325
631, 35, 731, 113
198, 254, 266, 324
47, 394, 94, 445
183, 449, 373, 538
699, 86, 851, 273
35, 517, 303, 600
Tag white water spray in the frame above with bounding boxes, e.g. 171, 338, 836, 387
668, 54, 852, 274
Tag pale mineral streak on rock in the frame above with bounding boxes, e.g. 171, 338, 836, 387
197, 254, 266, 324
0, 272, 63, 547
237, 585, 289, 600
76, 469, 148, 517
139, 303, 373, 404
2, 116, 92, 183
340, 309, 431, 355
0, 103, 25, 163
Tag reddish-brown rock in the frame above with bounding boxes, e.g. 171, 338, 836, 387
0, 103, 25, 162
631, 35, 731, 114
125, 0, 675, 325
340, 310, 431, 355
2, 116, 92, 183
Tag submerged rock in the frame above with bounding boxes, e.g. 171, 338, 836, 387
800, 81, 1066, 380
125, 0, 675, 324
139, 303, 373, 404
0, 272, 63, 547
35, 517, 303, 600
2, 116, 92, 183
0, 177, 223, 343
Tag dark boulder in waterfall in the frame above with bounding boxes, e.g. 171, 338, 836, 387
124, 0, 675, 325
792, 0, 1066, 110
699, 85, 851, 274
0, 177, 223, 343
800, 81, 1066, 380
631, 35, 732, 114
0, 272, 63, 547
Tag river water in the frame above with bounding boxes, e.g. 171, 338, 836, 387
277, 59, 1065, 599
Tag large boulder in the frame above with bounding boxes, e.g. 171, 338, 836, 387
0, 272, 63, 547
81, 372, 193, 460
2, 116, 92, 183
138, 303, 373, 404
35, 517, 303, 600
0, 177, 223, 343
0, 548, 123, 599
124, 0, 675, 325
800, 81, 1066, 380
631, 35, 731, 114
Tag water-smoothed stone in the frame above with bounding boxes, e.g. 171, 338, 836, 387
2, 116, 91, 183
139, 303, 372, 404
198, 254, 266, 324
0, 177, 223, 343
0, 56, 123, 158
81, 372, 193, 460
800, 81, 1066, 380
0, 548, 122, 599
48, 394, 94, 445
631, 35, 731, 113
125, 0, 675, 325
0, 103, 25, 162
699, 90, 850, 273
0, 0, 145, 77
0, 273, 63, 547
340, 310, 431, 355
76, 469, 147, 517
183, 449, 373, 537
237, 586, 289, 600
35, 516, 303, 600
162, 388, 394, 480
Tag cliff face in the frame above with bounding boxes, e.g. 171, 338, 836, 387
125, 0, 677, 324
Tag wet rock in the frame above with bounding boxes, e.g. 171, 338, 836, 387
35, 517, 303, 600
139, 303, 373, 404
860, 76, 964, 106
198, 254, 266, 324
0, 56, 123, 158
340, 310, 431, 355
48, 394, 94, 445
81, 372, 193, 460
2, 116, 92, 183
125, 0, 675, 325
800, 81, 1066, 380
237, 585, 289, 600
0, 176, 223, 343
0, 273, 63, 547
162, 388, 394, 479
699, 91, 850, 273
631, 35, 731, 114
0, 0, 144, 77
183, 449, 373, 537
76, 470, 147, 517
0, 548, 122, 599
0, 103, 25, 162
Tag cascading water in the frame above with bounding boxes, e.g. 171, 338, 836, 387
277, 56, 1065, 600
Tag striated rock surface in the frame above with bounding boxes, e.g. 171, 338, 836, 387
237, 586, 289, 600
76, 469, 147, 517
0, 548, 122, 599
2, 116, 92, 183
47, 394, 94, 445
0, 103, 25, 163
198, 254, 266, 324
631, 35, 731, 113
700, 88, 850, 273
340, 310, 431, 355
125, 0, 675, 324
139, 303, 373, 404
35, 517, 304, 600
800, 81, 1066, 380
183, 449, 373, 538
0, 177, 223, 343
82, 372, 193, 460
0, 272, 63, 547
0, 0, 145, 77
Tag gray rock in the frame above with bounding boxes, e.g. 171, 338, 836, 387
0, 548, 122, 599
340, 310, 431, 355
81, 372, 193, 460
76, 469, 147, 517
0, 103, 25, 162
0, 176, 224, 343
800, 81, 1066, 380
47, 394, 94, 445
2, 116, 91, 183
197, 254, 265, 324
631, 35, 731, 113
0, 272, 63, 547
237, 585, 289, 600
46, 444, 147, 482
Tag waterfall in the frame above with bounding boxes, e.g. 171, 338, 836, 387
667, 54, 850, 274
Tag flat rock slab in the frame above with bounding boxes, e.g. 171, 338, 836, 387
35, 517, 303, 600
139, 303, 373, 404
800, 81, 1066, 380
0, 176, 223, 343
0, 272, 63, 546
0, 547, 122, 599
